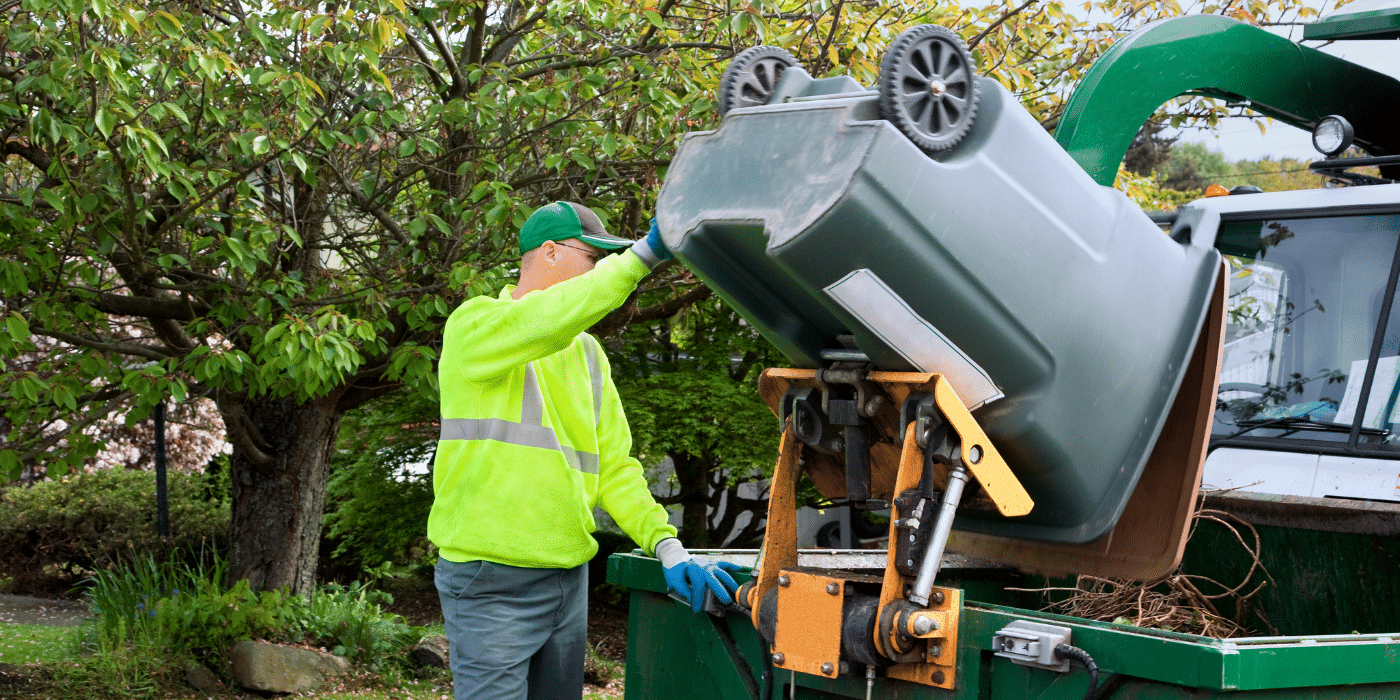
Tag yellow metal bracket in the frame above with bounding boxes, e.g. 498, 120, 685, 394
927, 374, 1033, 517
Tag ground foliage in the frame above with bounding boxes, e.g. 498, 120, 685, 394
77, 549, 420, 695
0, 0, 1320, 590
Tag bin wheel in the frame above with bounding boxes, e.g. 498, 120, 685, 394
877, 25, 979, 154
718, 45, 798, 117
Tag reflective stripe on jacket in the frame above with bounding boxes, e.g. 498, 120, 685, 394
428, 251, 677, 568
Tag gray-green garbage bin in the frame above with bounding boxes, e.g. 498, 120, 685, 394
656, 73, 1221, 544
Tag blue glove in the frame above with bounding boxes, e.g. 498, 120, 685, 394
646, 218, 674, 261
655, 539, 743, 613
629, 217, 674, 269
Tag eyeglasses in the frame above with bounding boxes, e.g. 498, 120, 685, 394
554, 241, 606, 263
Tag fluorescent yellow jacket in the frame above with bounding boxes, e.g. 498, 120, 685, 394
428, 251, 677, 568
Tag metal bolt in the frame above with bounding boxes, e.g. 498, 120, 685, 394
906, 559, 914, 568
930, 645, 943, 658
778, 574, 791, 587
929, 80, 947, 97
772, 652, 785, 665
931, 591, 945, 605
839, 661, 850, 675
932, 671, 946, 684
912, 615, 939, 635
821, 662, 834, 675
826, 582, 840, 595
967, 444, 983, 464
863, 396, 884, 416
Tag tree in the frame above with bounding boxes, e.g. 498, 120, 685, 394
1124, 119, 1179, 178
1, 0, 1317, 592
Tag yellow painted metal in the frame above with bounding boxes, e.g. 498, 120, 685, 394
906, 610, 951, 639
773, 571, 846, 679
887, 587, 962, 688
875, 424, 962, 689
931, 376, 1033, 517
749, 426, 801, 632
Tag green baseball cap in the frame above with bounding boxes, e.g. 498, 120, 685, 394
518, 202, 632, 255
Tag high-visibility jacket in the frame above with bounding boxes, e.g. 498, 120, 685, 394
428, 250, 677, 568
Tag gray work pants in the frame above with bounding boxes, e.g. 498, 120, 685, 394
435, 558, 587, 700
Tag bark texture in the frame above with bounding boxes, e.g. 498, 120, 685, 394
226, 392, 344, 594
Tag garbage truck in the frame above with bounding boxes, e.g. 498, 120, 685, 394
607, 4, 1400, 699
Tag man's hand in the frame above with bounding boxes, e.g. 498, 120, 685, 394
655, 538, 743, 613
629, 218, 673, 268
645, 218, 674, 261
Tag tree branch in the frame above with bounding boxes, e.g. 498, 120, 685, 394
592, 284, 712, 336
34, 328, 174, 361
400, 26, 447, 91
87, 291, 198, 321
216, 397, 275, 468
968, 0, 1038, 50
422, 18, 465, 95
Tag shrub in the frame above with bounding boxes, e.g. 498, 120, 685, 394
323, 440, 435, 575
0, 468, 229, 590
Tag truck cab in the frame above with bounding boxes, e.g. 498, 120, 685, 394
1191, 186, 1400, 503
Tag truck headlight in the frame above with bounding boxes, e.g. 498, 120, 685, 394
1312, 115, 1354, 158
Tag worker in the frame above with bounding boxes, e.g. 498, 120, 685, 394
429, 201, 743, 700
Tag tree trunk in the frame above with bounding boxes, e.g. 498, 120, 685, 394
226, 392, 343, 594
671, 452, 712, 548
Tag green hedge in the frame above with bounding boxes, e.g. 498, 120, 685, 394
0, 468, 229, 591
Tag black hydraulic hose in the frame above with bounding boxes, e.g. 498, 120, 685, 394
1054, 644, 1099, 700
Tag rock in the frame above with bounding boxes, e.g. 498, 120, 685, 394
229, 640, 351, 694
183, 661, 222, 693
410, 635, 450, 668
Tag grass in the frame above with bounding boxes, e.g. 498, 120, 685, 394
0, 619, 625, 700
0, 622, 72, 665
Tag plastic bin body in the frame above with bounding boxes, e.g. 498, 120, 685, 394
657, 78, 1221, 543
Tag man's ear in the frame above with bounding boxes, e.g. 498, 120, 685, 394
541, 240, 557, 266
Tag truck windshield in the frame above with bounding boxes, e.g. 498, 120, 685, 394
1213, 212, 1400, 450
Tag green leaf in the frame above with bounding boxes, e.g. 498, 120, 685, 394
95, 109, 115, 139
5, 313, 29, 341
155, 10, 183, 37
39, 188, 63, 211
